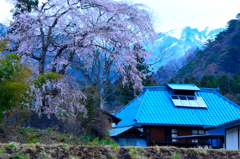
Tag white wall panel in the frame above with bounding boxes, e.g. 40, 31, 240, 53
232, 127, 238, 150
239, 126, 240, 150
226, 127, 238, 150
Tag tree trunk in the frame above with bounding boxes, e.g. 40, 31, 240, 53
39, 59, 45, 74
99, 88, 104, 110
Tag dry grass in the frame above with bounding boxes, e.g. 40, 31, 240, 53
0, 143, 238, 159
0, 127, 239, 159
0, 126, 88, 145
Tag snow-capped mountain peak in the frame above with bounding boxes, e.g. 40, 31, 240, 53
146, 26, 225, 71
165, 28, 184, 39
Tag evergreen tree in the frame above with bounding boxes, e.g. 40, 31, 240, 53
117, 56, 158, 105
234, 73, 240, 83
219, 46, 240, 74
211, 80, 218, 88
206, 80, 212, 88
189, 74, 197, 84
229, 78, 237, 94
184, 77, 190, 84
216, 75, 229, 94
178, 80, 183, 84
168, 78, 176, 84
200, 75, 208, 87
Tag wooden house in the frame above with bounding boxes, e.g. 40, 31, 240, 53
109, 84, 240, 147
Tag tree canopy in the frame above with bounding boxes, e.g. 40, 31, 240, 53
0, 53, 31, 120
8, 0, 157, 109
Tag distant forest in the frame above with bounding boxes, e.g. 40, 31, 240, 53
168, 74, 240, 105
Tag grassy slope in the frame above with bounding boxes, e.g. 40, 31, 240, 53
0, 144, 239, 159
0, 127, 239, 158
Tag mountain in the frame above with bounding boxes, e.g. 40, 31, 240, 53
146, 26, 225, 71
0, 23, 7, 36
175, 19, 240, 80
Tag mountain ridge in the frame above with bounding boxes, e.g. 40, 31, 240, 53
147, 26, 225, 71
175, 19, 240, 81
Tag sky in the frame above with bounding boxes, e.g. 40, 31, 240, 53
0, 0, 240, 32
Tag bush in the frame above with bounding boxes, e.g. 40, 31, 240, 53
85, 108, 109, 139
172, 152, 181, 159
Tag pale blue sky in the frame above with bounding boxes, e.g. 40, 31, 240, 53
0, 0, 240, 32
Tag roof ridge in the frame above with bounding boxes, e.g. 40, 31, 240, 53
134, 89, 149, 123
199, 87, 219, 92
167, 83, 196, 85
114, 92, 145, 116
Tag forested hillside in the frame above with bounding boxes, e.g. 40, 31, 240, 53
164, 15, 240, 105
176, 15, 240, 80
169, 74, 240, 105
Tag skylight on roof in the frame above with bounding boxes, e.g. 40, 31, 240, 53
171, 95, 207, 108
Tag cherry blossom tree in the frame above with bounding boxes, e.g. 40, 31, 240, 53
30, 72, 87, 119
8, 0, 157, 109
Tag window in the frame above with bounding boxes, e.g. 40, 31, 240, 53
172, 129, 178, 142
170, 95, 207, 108
199, 130, 204, 135
192, 130, 198, 143
192, 129, 208, 143
204, 129, 209, 134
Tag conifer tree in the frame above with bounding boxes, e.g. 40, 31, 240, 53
168, 78, 176, 84
184, 77, 189, 84
206, 80, 212, 88
234, 73, 240, 83
219, 46, 240, 74
178, 80, 183, 84
216, 75, 229, 94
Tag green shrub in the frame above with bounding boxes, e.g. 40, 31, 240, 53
86, 136, 93, 142
19, 130, 25, 134
80, 135, 84, 140
29, 139, 38, 144
62, 143, 69, 151
87, 138, 99, 146
60, 137, 66, 142
36, 133, 43, 137
172, 152, 181, 159
13, 152, 29, 159
30, 135, 37, 139
99, 139, 112, 145
129, 148, 138, 158
7, 142, 18, 152
110, 143, 119, 150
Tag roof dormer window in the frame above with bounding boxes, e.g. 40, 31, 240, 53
167, 83, 207, 108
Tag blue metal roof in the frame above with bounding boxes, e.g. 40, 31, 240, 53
115, 85, 240, 127
115, 93, 144, 127
108, 126, 133, 137
215, 118, 240, 131
167, 83, 200, 91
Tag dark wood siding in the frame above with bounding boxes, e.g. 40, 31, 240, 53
151, 128, 164, 141
179, 129, 192, 143
179, 129, 192, 136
